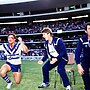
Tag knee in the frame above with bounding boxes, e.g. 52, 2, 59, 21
0, 69, 1, 75
16, 82, 20, 84
15, 80, 20, 84
57, 68, 65, 74
0, 70, 5, 76
42, 65, 48, 71
42, 65, 46, 70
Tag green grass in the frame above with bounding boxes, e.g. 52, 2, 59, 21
0, 60, 84, 90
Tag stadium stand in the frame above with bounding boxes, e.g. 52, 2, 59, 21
0, 0, 90, 60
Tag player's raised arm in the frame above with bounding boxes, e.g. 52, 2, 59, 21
18, 37, 28, 53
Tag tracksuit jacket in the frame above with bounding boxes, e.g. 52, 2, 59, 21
75, 34, 90, 90
42, 37, 68, 62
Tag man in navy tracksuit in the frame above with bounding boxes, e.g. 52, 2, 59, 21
38, 27, 71, 90
75, 22, 90, 90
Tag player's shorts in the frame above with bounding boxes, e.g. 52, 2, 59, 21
6, 62, 21, 72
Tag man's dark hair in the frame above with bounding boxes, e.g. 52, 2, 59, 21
85, 22, 90, 31
8, 33, 17, 39
41, 27, 53, 36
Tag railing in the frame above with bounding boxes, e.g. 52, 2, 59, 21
0, 29, 84, 37
0, 7, 89, 19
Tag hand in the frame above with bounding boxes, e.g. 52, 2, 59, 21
77, 64, 84, 75
50, 58, 57, 64
38, 60, 43, 64
18, 37, 23, 43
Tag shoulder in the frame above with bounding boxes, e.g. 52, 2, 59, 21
44, 40, 48, 45
16, 42, 21, 45
2, 43, 8, 47
54, 37, 62, 41
79, 35, 88, 43
44, 40, 48, 48
53, 37, 63, 45
82, 35, 88, 40
0, 43, 7, 50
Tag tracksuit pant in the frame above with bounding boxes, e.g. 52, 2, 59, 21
81, 59, 90, 90
42, 59, 70, 87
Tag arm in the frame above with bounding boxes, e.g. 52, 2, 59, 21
75, 38, 84, 75
38, 43, 48, 64
42, 51, 48, 62
56, 39, 67, 60
0, 38, 5, 51
0, 44, 5, 51
18, 37, 28, 53
50, 39, 67, 64
75, 38, 83, 65
77, 64, 84, 75
41, 42, 48, 62
38, 50, 48, 64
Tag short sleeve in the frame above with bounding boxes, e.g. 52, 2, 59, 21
0, 44, 4, 51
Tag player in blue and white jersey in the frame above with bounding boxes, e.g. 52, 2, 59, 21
0, 33, 28, 89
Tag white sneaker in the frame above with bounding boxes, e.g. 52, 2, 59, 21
6, 82, 12, 89
38, 83, 50, 88
66, 85, 72, 90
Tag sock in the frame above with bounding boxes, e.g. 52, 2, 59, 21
3, 74, 11, 83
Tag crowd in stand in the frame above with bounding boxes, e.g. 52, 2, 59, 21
0, 19, 87, 59
0, 20, 86, 34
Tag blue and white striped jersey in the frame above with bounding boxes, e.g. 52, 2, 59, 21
0, 42, 23, 65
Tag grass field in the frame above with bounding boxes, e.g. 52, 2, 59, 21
0, 60, 84, 90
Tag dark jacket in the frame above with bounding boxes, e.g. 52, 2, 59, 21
75, 35, 90, 64
42, 37, 68, 62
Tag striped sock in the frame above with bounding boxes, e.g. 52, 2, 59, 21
3, 74, 11, 83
